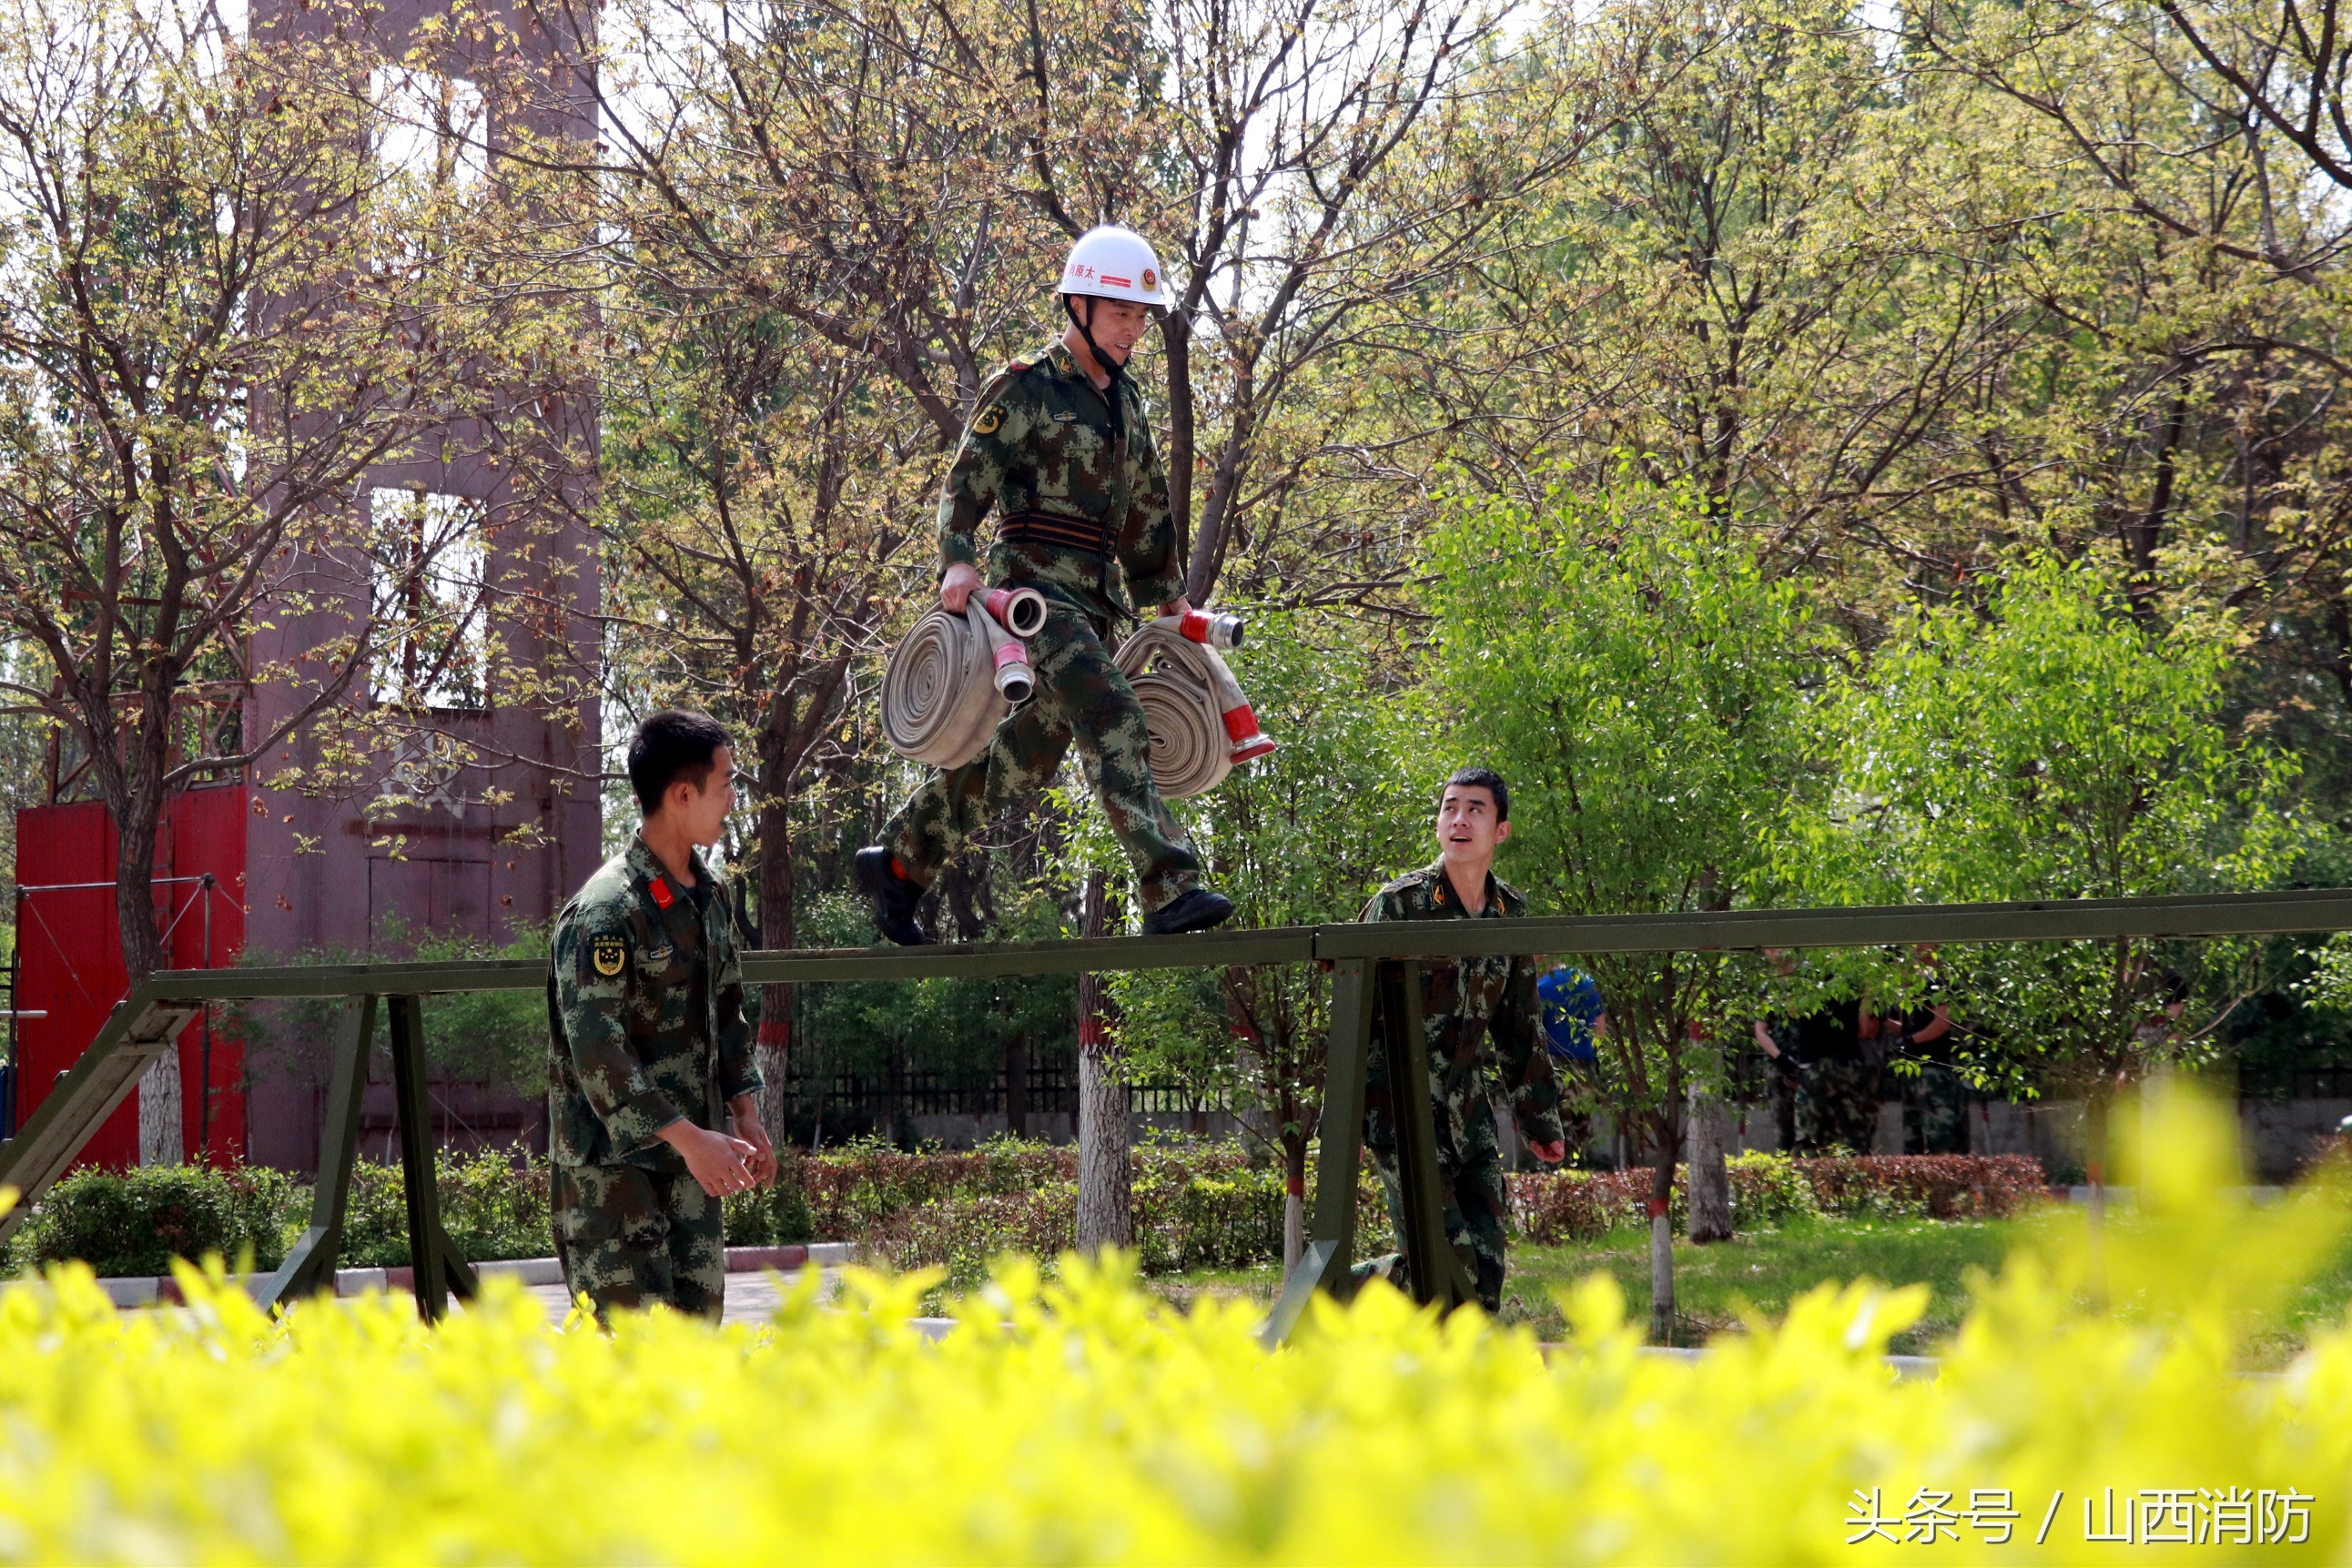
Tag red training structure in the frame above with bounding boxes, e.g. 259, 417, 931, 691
13, 786, 248, 1168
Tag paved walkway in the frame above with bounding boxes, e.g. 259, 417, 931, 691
518, 1267, 807, 1325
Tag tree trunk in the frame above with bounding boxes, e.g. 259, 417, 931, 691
1647, 1125, 1678, 1343
137, 1057, 182, 1168
1003, 1032, 1029, 1139
1075, 872, 1132, 1253
1077, 1043, 1131, 1249
753, 769, 796, 1147
116, 784, 178, 1167
1161, 310, 1195, 572
1282, 1129, 1308, 1276
2084, 1079, 2112, 1307
1687, 1081, 1735, 1243
883, 1051, 904, 1148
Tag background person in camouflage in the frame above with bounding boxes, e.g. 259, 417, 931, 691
547, 710, 775, 1320
1353, 767, 1566, 1312
1892, 946, 1969, 1154
1787, 998, 1885, 1155
1752, 1017, 1806, 1151
857, 227, 1231, 944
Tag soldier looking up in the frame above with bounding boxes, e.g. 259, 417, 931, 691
855, 226, 1232, 946
547, 710, 775, 1321
1353, 766, 1566, 1312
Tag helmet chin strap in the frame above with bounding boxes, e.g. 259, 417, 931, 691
1062, 293, 1129, 443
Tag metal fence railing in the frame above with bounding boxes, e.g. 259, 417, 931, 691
1, 887, 2348, 1338
779, 1067, 1216, 1127
2245, 1066, 2352, 1101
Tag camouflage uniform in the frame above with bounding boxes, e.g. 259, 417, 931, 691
1353, 863, 1565, 1312
884, 341, 1201, 912
1779, 1001, 1881, 1157
1767, 1039, 1800, 1153
1890, 999, 1969, 1155
546, 838, 760, 1320
1901, 1062, 1969, 1154
1796, 1056, 1882, 1156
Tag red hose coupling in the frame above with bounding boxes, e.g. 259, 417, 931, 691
1222, 703, 1276, 763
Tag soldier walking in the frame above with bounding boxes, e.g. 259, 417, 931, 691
547, 710, 776, 1320
1356, 766, 1566, 1312
857, 226, 1232, 945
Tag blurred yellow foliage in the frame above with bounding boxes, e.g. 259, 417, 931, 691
0, 1088, 2344, 1563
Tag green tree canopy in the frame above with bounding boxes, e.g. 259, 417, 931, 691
1424, 474, 1834, 1336
1801, 558, 2303, 1177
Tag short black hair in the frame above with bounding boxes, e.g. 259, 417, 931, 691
1442, 765, 1509, 823
628, 710, 732, 815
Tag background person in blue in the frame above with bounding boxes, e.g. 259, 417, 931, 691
1537, 961, 1606, 1163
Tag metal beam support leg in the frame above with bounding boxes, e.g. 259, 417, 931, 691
1262, 956, 1377, 1347
386, 995, 478, 1320
1390, 961, 1475, 1312
255, 996, 375, 1307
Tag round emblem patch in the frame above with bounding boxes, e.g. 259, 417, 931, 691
1141, 268, 1156, 291
591, 936, 626, 977
973, 407, 1002, 435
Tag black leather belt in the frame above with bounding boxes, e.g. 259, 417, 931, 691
997, 510, 1113, 556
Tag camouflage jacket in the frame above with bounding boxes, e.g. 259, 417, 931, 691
937, 340, 1181, 620
1359, 862, 1566, 1150
545, 838, 761, 1169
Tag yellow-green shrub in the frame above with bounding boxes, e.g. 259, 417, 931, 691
0, 1089, 2343, 1563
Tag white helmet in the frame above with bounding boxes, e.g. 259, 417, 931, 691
1059, 226, 1167, 309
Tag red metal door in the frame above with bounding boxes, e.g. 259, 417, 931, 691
12, 785, 248, 1168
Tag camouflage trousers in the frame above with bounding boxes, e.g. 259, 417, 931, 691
1769, 1065, 1799, 1153
887, 592, 1200, 912
1354, 1089, 1512, 1313
1797, 1057, 1883, 1157
1903, 1063, 1970, 1155
552, 1160, 725, 1322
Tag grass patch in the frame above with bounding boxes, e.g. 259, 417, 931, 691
1495, 1217, 2015, 1352
1143, 1219, 2014, 1353
1150, 1209, 2352, 1363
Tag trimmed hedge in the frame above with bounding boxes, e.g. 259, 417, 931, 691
4, 1150, 556, 1277
334, 1149, 556, 1269
1511, 1152, 2048, 1244
3, 1144, 2044, 1280
0, 1139, 1291, 1280
4, 1163, 300, 1279
778, 1138, 1069, 1240
852, 1139, 1374, 1290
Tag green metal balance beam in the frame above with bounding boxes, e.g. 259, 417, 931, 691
1273, 885, 2352, 1340
5, 886, 2350, 1325
98, 887, 2352, 1003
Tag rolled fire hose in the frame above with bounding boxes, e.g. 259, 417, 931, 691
880, 587, 1049, 768
1113, 614, 1277, 799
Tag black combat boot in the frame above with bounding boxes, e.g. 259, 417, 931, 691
1142, 887, 1234, 936
854, 846, 935, 946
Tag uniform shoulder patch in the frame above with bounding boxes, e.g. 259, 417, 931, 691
589, 933, 628, 978
967, 363, 1031, 440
